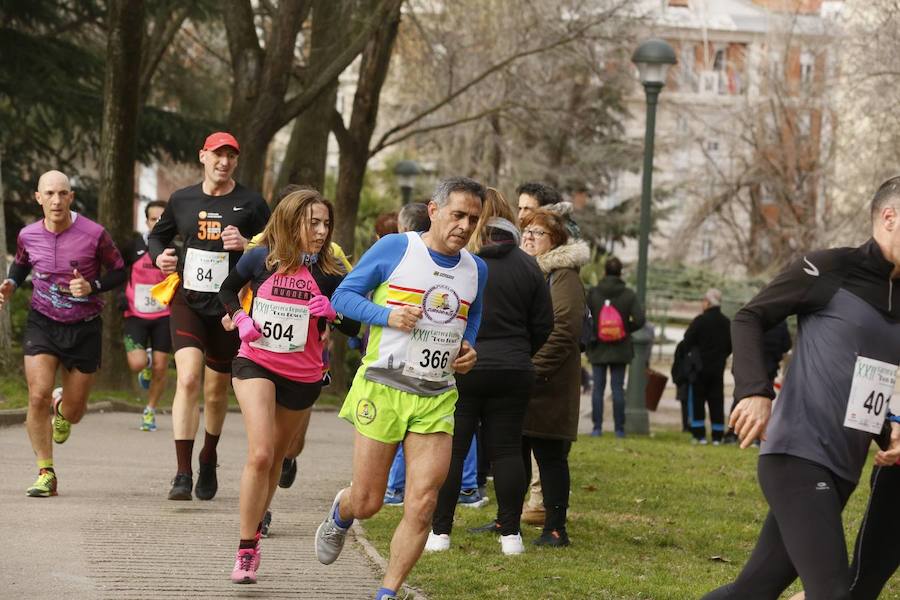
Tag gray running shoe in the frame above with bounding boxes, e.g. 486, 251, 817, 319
315, 489, 349, 565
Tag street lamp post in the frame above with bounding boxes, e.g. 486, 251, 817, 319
624, 38, 676, 435
394, 159, 422, 205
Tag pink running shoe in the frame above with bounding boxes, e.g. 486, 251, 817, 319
253, 532, 262, 570
231, 548, 258, 584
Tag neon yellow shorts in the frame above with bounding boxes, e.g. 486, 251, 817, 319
338, 373, 457, 443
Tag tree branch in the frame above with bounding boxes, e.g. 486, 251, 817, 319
139, 4, 190, 102
369, 11, 613, 154
370, 105, 509, 156
279, 0, 404, 129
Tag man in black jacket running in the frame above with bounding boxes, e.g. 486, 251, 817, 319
703, 177, 900, 600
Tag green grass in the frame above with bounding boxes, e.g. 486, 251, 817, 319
361, 433, 900, 600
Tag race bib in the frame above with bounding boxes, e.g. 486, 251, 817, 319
249, 297, 310, 353
403, 326, 462, 382
844, 355, 898, 434
134, 283, 165, 314
183, 248, 229, 293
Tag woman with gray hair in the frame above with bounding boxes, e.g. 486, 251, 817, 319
427, 187, 554, 555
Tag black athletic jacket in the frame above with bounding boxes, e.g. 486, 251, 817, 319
732, 238, 900, 483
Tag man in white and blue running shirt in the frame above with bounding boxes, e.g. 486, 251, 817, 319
314, 177, 488, 600
703, 177, 900, 599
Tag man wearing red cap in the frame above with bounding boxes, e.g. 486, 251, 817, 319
149, 132, 270, 501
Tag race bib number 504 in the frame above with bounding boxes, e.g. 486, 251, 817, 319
844, 355, 898, 434
403, 327, 462, 382
249, 297, 310, 353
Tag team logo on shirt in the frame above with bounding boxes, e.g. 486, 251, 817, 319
422, 284, 460, 324
356, 398, 377, 425
196, 210, 222, 241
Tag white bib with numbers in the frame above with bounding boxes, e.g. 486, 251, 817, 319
183, 248, 229, 292
843, 355, 898, 434
249, 297, 310, 353
134, 283, 166, 314
403, 326, 462, 382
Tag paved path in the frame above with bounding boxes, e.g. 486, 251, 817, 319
0, 410, 382, 599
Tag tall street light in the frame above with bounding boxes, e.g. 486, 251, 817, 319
624, 38, 676, 435
394, 159, 422, 205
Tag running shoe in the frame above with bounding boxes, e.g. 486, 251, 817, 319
315, 489, 349, 565
500, 532, 526, 555
261, 510, 272, 538
230, 548, 258, 584
195, 460, 218, 500
168, 472, 193, 501
383, 488, 404, 506
140, 406, 157, 432
424, 531, 450, 552
26, 468, 57, 497
51, 387, 71, 444
278, 457, 297, 488
137, 367, 152, 390
458, 488, 488, 508
533, 529, 570, 547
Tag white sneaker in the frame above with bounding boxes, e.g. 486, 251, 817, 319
424, 531, 450, 552
500, 533, 525, 555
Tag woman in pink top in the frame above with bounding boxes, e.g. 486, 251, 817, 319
218, 189, 359, 584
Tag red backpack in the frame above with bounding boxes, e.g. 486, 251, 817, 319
597, 299, 626, 342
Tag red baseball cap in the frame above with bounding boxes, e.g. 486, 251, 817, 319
202, 132, 240, 153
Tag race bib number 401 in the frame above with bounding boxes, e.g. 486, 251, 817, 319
183, 248, 229, 293
403, 327, 462, 382
134, 283, 165, 314
249, 297, 310, 353
844, 355, 898, 434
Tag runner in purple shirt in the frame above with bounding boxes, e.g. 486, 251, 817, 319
0, 170, 126, 498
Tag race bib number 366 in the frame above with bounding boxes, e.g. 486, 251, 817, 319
403, 327, 461, 382
844, 355, 898, 434
183, 248, 229, 293
249, 297, 310, 353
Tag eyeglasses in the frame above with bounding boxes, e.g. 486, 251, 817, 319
522, 228, 549, 239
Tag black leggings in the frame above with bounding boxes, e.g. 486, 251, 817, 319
846, 465, 900, 599
703, 454, 856, 600
522, 436, 572, 533
432, 369, 532, 536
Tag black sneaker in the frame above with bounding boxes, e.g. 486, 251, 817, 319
722, 432, 738, 445
195, 461, 218, 500
261, 510, 272, 538
468, 520, 501, 534
278, 457, 297, 489
534, 529, 570, 547
168, 472, 193, 501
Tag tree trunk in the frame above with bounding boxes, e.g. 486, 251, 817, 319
97, 0, 144, 388
275, 82, 337, 195
329, 3, 402, 393
0, 149, 14, 371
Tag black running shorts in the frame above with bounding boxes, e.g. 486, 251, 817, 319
232, 357, 322, 411
23, 310, 102, 373
169, 289, 240, 373
123, 316, 172, 354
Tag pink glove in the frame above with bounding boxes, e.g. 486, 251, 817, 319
308, 294, 337, 321
233, 310, 262, 343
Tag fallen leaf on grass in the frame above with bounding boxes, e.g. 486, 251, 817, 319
635, 498, 646, 504
582, 484, 598, 492
709, 556, 731, 563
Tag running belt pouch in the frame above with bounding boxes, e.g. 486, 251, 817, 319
645, 368, 668, 411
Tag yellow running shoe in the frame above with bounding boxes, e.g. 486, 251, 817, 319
26, 468, 58, 497
51, 387, 71, 444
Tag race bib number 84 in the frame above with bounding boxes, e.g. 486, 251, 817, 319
403, 327, 461, 382
844, 355, 898, 434
183, 248, 229, 293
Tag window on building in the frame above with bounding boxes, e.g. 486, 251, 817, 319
800, 50, 815, 86
679, 44, 696, 91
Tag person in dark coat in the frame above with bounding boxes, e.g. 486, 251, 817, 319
520, 209, 590, 547
682, 288, 732, 444
429, 189, 553, 556
585, 256, 645, 437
